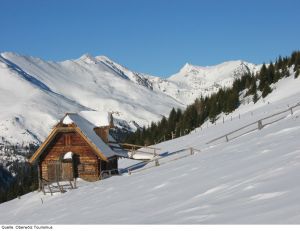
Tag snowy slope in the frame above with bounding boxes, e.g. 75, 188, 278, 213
0, 52, 183, 146
0, 54, 88, 145
0, 52, 260, 147
1, 74, 299, 224
150, 61, 259, 104
95, 55, 153, 89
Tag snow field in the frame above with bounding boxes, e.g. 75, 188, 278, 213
1, 74, 300, 224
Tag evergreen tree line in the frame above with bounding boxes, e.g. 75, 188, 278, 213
0, 144, 39, 204
0, 162, 38, 204
125, 51, 300, 146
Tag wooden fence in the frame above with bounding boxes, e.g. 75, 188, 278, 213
127, 147, 201, 175
126, 102, 300, 175
206, 102, 300, 145
118, 143, 161, 158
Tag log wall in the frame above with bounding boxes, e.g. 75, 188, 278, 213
39, 132, 101, 181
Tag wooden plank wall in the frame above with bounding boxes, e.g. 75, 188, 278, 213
39, 132, 100, 181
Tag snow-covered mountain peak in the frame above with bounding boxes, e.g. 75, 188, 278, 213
76, 53, 99, 64
178, 62, 203, 77
180, 62, 193, 71
149, 60, 259, 105
94, 55, 113, 62
174, 60, 251, 80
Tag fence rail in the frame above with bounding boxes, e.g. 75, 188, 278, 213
125, 102, 299, 176
100, 169, 119, 179
127, 147, 201, 175
206, 102, 300, 145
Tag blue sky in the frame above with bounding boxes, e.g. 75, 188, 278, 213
0, 0, 299, 77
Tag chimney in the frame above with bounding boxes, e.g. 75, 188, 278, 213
108, 112, 114, 128
94, 112, 114, 143
94, 127, 109, 143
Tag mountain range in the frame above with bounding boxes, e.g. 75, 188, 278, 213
1, 65, 300, 223
0, 52, 258, 147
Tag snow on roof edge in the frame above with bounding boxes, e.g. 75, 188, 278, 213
63, 113, 118, 159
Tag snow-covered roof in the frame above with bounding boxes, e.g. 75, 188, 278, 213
78, 111, 111, 127
62, 113, 118, 158
62, 116, 74, 125
108, 134, 128, 158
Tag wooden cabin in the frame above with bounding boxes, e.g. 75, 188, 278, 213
29, 112, 125, 188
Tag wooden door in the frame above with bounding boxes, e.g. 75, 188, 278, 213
61, 162, 74, 181
47, 161, 60, 182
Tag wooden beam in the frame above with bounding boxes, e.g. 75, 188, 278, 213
120, 143, 161, 150
28, 127, 59, 164
37, 163, 42, 191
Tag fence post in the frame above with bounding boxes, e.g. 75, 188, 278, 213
225, 135, 229, 142
37, 163, 42, 191
171, 132, 175, 139
190, 147, 194, 155
258, 120, 263, 130
128, 169, 131, 175
155, 158, 160, 166
291, 107, 293, 115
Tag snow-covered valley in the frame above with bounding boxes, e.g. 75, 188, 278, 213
0, 74, 299, 224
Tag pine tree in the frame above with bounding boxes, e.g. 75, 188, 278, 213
262, 84, 272, 98
258, 64, 268, 91
294, 52, 300, 71
245, 77, 251, 89
253, 90, 258, 103
295, 69, 300, 79
167, 108, 177, 135
275, 56, 283, 70
267, 62, 275, 84
289, 51, 300, 67
273, 70, 281, 83
246, 76, 257, 96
